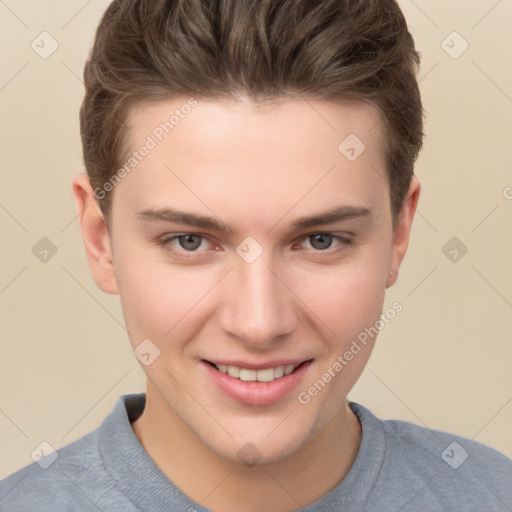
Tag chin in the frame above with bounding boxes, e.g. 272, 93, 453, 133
199, 421, 315, 468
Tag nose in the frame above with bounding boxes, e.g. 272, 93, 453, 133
218, 252, 297, 348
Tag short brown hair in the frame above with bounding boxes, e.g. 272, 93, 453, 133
80, 0, 423, 227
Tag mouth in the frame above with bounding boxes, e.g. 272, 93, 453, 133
203, 360, 312, 382
201, 358, 314, 406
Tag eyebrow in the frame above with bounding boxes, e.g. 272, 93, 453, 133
136, 205, 372, 232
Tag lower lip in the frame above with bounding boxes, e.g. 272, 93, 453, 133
201, 360, 313, 406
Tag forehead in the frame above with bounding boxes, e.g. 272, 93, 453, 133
126, 95, 383, 157
116, 96, 389, 231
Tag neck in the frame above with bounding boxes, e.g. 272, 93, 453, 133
131, 382, 361, 512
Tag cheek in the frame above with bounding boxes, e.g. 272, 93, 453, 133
114, 229, 389, 349
297, 264, 386, 414
115, 249, 218, 346
298, 256, 387, 336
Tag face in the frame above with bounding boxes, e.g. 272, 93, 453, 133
78, 96, 418, 464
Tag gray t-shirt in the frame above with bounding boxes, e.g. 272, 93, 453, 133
1, 393, 511, 511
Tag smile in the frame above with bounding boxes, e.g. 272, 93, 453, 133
212, 362, 303, 382
202, 359, 314, 406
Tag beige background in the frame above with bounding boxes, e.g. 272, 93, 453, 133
1, 0, 511, 477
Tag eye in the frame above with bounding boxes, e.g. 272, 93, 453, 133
174, 234, 204, 251
154, 232, 352, 257
156, 233, 214, 253
298, 233, 352, 252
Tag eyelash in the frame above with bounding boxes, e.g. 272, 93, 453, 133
154, 232, 353, 258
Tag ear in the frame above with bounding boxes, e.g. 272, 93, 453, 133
385, 176, 421, 288
71, 174, 119, 295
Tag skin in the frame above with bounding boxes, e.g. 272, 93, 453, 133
72, 96, 420, 512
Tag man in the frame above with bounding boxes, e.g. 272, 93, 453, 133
1, 0, 511, 510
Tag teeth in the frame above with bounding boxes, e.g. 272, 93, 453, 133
284, 364, 295, 375
239, 368, 257, 381
227, 366, 240, 378
255, 367, 274, 382
215, 363, 301, 382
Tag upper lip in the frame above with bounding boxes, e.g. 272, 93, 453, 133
203, 358, 313, 370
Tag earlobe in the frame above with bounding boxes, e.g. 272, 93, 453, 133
71, 174, 119, 295
385, 176, 421, 289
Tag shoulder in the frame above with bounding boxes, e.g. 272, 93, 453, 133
0, 427, 135, 512
1, 430, 97, 511
381, 410, 512, 475
0, 393, 145, 512
350, 402, 512, 511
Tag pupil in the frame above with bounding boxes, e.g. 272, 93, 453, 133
180, 234, 201, 250
311, 234, 332, 250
